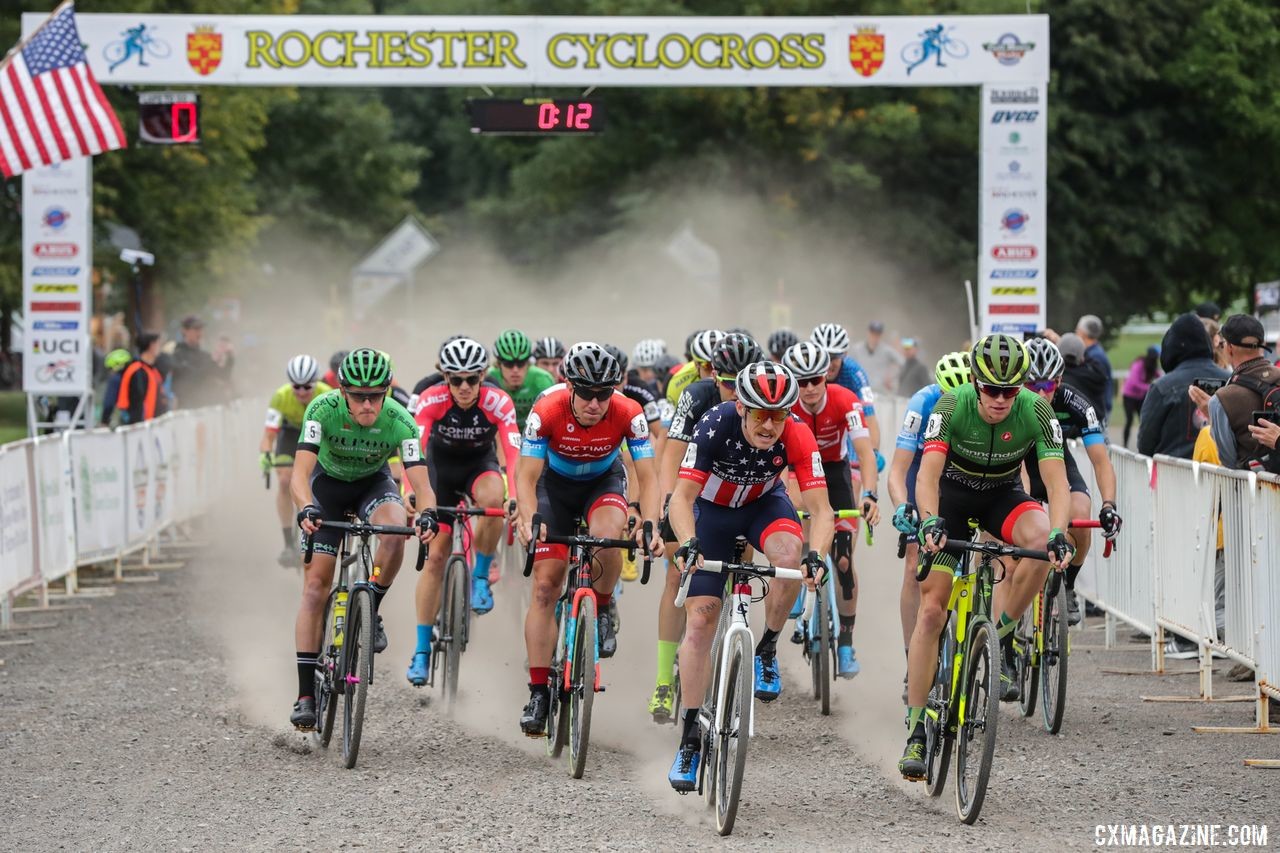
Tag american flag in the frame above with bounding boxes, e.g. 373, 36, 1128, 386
0, 1, 125, 179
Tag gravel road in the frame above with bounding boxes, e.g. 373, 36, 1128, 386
2, 493, 1274, 851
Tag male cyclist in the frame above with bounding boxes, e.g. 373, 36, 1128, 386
782, 341, 881, 678
666, 330, 724, 407
517, 343, 662, 737
629, 339, 667, 398
489, 329, 556, 431
811, 322, 883, 459
260, 355, 331, 567
647, 332, 760, 723
666, 361, 833, 790
767, 328, 799, 362
533, 336, 567, 380
407, 338, 520, 686
899, 334, 1073, 779
289, 348, 440, 730
1021, 338, 1122, 624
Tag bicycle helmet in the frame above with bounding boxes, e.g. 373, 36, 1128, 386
1024, 337, 1066, 382
532, 336, 566, 360
562, 342, 622, 387
811, 322, 850, 355
767, 328, 800, 359
934, 351, 972, 393
494, 329, 532, 363
684, 329, 704, 361
735, 361, 799, 410
711, 333, 764, 376
780, 341, 830, 379
690, 329, 725, 364
286, 354, 320, 385
654, 353, 680, 377
725, 326, 754, 340
105, 348, 131, 371
438, 337, 489, 374
329, 350, 349, 373
970, 333, 1031, 386
604, 343, 629, 374
631, 338, 664, 368
338, 348, 393, 388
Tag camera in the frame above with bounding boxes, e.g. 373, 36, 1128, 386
119, 248, 155, 266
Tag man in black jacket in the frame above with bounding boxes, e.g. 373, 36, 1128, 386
171, 315, 233, 408
1138, 314, 1229, 459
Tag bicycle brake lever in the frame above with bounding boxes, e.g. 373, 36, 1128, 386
523, 513, 541, 577
415, 540, 427, 571
915, 548, 934, 582
640, 521, 653, 585
304, 533, 314, 565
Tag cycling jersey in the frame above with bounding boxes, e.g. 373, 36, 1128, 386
668, 378, 721, 443
666, 361, 700, 406
832, 356, 877, 417
522, 387, 653, 480
299, 390, 423, 482
537, 381, 661, 426
923, 384, 1063, 491
790, 383, 869, 463
679, 401, 826, 507
489, 364, 557, 430
895, 384, 944, 455
414, 382, 520, 482
265, 381, 333, 432
1050, 384, 1106, 447
410, 372, 500, 414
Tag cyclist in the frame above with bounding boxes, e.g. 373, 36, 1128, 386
517, 343, 662, 737
811, 322, 883, 460
489, 329, 556, 432
322, 350, 347, 389
630, 339, 667, 397
289, 348, 440, 730
767, 328, 799, 362
605, 344, 667, 456
261, 355, 332, 567
647, 332, 760, 723
888, 351, 971, 694
409, 334, 499, 414
1021, 338, 1122, 625
666, 361, 833, 790
406, 338, 520, 686
533, 336, 567, 380
899, 334, 1073, 779
666, 329, 724, 407
782, 341, 881, 678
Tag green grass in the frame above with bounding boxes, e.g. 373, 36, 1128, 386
1106, 333, 1164, 378
0, 391, 29, 444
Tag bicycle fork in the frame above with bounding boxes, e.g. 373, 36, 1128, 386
564, 588, 603, 693
715, 586, 755, 739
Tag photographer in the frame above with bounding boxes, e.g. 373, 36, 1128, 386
1205, 315, 1279, 470
1138, 314, 1228, 459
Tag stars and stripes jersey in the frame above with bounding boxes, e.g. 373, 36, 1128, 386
521, 386, 654, 480
678, 401, 827, 507
790, 383, 870, 463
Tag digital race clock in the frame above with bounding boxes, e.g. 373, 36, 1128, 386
467, 99, 604, 136
138, 91, 200, 145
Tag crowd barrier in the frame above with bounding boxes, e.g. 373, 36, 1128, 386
0, 401, 258, 625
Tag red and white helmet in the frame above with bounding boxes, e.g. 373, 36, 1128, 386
735, 361, 799, 410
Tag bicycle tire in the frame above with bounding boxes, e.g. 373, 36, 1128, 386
925, 617, 955, 797
715, 631, 751, 836
315, 589, 340, 747
670, 662, 682, 727
955, 619, 999, 824
816, 584, 832, 716
145, 38, 172, 59
546, 604, 568, 759
900, 42, 925, 65
441, 557, 466, 712
943, 38, 969, 59
342, 588, 374, 769
569, 595, 597, 779
1016, 606, 1039, 718
103, 42, 127, 63
1041, 581, 1069, 734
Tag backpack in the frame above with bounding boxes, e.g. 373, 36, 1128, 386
1228, 369, 1280, 472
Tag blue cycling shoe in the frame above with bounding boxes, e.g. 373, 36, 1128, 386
837, 645, 861, 680
406, 651, 430, 687
788, 588, 805, 620
668, 744, 700, 793
754, 655, 782, 701
471, 577, 494, 614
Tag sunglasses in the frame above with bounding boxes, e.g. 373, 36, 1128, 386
1025, 379, 1059, 394
747, 408, 790, 423
344, 388, 386, 404
447, 374, 481, 387
498, 359, 526, 369
797, 375, 825, 388
716, 375, 737, 389
976, 382, 1021, 400
292, 383, 314, 392
573, 385, 614, 403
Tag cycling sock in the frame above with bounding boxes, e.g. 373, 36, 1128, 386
680, 709, 700, 749
529, 666, 551, 689
838, 615, 857, 648
281, 527, 294, 549
755, 628, 780, 659
997, 611, 1017, 640
370, 582, 390, 612
595, 592, 613, 611
474, 552, 494, 581
1066, 562, 1082, 590
296, 652, 319, 699
656, 641, 679, 687
415, 624, 434, 655
905, 705, 926, 739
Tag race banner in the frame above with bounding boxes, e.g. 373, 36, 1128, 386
0, 443, 38, 597
69, 428, 127, 562
22, 14, 1048, 87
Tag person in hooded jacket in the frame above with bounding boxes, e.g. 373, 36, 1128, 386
1137, 314, 1229, 459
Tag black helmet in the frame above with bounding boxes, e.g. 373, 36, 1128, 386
603, 343, 629, 375
562, 342, 622, 387
711, 333, 764, 376
767, 328, 799, 359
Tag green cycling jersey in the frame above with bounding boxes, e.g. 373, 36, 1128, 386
488, 364, 556, 430
922, 384, 1063, 490
298, 389, 422, 482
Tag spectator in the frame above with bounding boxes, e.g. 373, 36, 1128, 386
850, 320, 903, 393
1120, 346, 1161, 448
116, 333, 166, 424
1199, 317, 1229, 369
1195, 301, 1222, 322
99, 348, 131, 426
1137, 314, 1228, 459
1206, 314, 1280, 470
171, 315, 234, 408
1059, 333, 1110, 419
897, 338, 932, 396
1076, 314, 1114, 419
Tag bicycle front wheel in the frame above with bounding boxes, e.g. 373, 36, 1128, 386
1041, 581, 1070, 734
955, 619, 999, 824
342, 587, 375, 769
714, 631, 752, 836
440, 557, 467, 712
315, 589, 341, 747
815, 584, 832, 716
900, 42, 925, 65
546, 606, 569, 759
1016, 605, 1039, 718
925, 616, 955, 798
569, 595, 597, 779
943, 38, 969, 59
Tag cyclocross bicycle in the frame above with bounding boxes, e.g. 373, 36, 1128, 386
523, 512, 653, 779
916, 524, 1049, 824
304, 517, 425, 769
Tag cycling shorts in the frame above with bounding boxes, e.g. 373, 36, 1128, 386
427, 447, 502, 533
1025, 450, 1089, 503
306, 467, 404, 557
272, 425, 301, 467
686, 485, 802, 599
821, 460, 860, 534
534, 460, 628, 562
925, 480, 1044, 575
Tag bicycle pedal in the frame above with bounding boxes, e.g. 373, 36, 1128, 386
292, 723, 316, 733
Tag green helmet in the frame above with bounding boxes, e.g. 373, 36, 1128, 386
338, 347, 392, 388
934, 351, 971, 393
105, 348, 131, 371
494, 329, 531, 363
970, 333, 1030, 386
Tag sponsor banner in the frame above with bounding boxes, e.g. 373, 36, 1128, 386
0, 444, 38, 597
123, 423, 156, 548
23, 328, 90, 395
24, 14, 1048, 87
69, 429, 128, 562
33, 434, 76, 583
151, 418, 176, 532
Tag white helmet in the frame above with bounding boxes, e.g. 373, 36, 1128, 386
631, 338, 665, 369
690, 329, 725, 363
781, 341, 831, 379
438, 337, 489, 374
286, 355, 320, 385
1024, 337, 1066, 382
735, 361, 800, 410
811, 322, 850, 355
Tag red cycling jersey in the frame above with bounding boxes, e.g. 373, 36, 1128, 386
415, 383, 520, 484
790, 383, 869, 463
521, 387, 654, 481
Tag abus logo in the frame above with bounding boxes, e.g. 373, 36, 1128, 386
33, 242, 78, 258
992, 245, 1037, 261
991, 110, 1039, 124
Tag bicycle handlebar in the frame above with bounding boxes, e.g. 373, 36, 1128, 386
673, 560, 806, 608
797, 507, 875, 546
916, 538, 1051, 582
423, 505, 508, 519
1069, 518, 1113, 557
303, 519, 428, 571
521, 513, 653, 582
